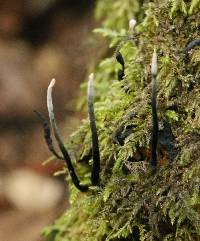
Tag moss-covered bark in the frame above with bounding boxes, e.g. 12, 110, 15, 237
43, 1, 200, 240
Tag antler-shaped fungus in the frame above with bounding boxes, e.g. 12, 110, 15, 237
47, 79, 89, 192
36, 74, 101, 191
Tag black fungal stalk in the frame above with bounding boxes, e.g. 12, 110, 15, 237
88, 74, 101, 186
47, 79, 89, 192
116, 51, 125, 81
183, 39, 200, 54
150, 51, 158, 169
34, 110, 64, 160
36, 74, 102, 191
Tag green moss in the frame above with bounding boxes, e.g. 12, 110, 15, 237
43, 0, 200, 240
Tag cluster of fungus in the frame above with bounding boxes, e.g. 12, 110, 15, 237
36, 74, 100, 192
36, 18, 200, 192
36, 51, 158, 192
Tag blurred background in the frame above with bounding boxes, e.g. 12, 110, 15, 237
0, 0, 97, 240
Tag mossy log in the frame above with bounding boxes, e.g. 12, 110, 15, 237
43, 1, 200, 240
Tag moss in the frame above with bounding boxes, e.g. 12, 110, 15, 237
43, 0, 200, 240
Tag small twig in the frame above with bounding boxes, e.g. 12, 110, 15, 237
88, 74, 101, 186
150, 51, 158, 169
118, 35, 136, 41
47, 79, 88, 192
34, 110, 64, 160
183, 39, 200, 54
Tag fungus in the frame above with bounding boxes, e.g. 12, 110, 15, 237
88, 73, 101, 185
116, 51, 125, 81
129, 19, 137, 32
115, 20, 138, 81
150, 51, 158, 169
34, 110, 64, 160
47, 78, 89, 192
36, 74, 101, 191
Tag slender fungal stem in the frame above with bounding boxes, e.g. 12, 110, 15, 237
47, 79, 88, 192
87, 73, 100, 186
117, 69, 125, 81
34, 110, 64, 160
116, 51, 125, 67
116, 52, 125, 81
184, 39, 200, 54
150, 51, 158, 169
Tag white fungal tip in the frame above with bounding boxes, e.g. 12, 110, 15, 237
88, 73, 94, 90
47, 78, 56, 113
151, 51, 158, 76
49, 78, 56, 88
88, 73, 94, 99
89, 73, 94, 82
129, 19, 137, 31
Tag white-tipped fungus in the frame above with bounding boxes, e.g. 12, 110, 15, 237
87, 73, 100, 185
88, 73, 94, 103
129, 19, 137, 31
151, 51, 158, 77
47, 78, 62, 143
